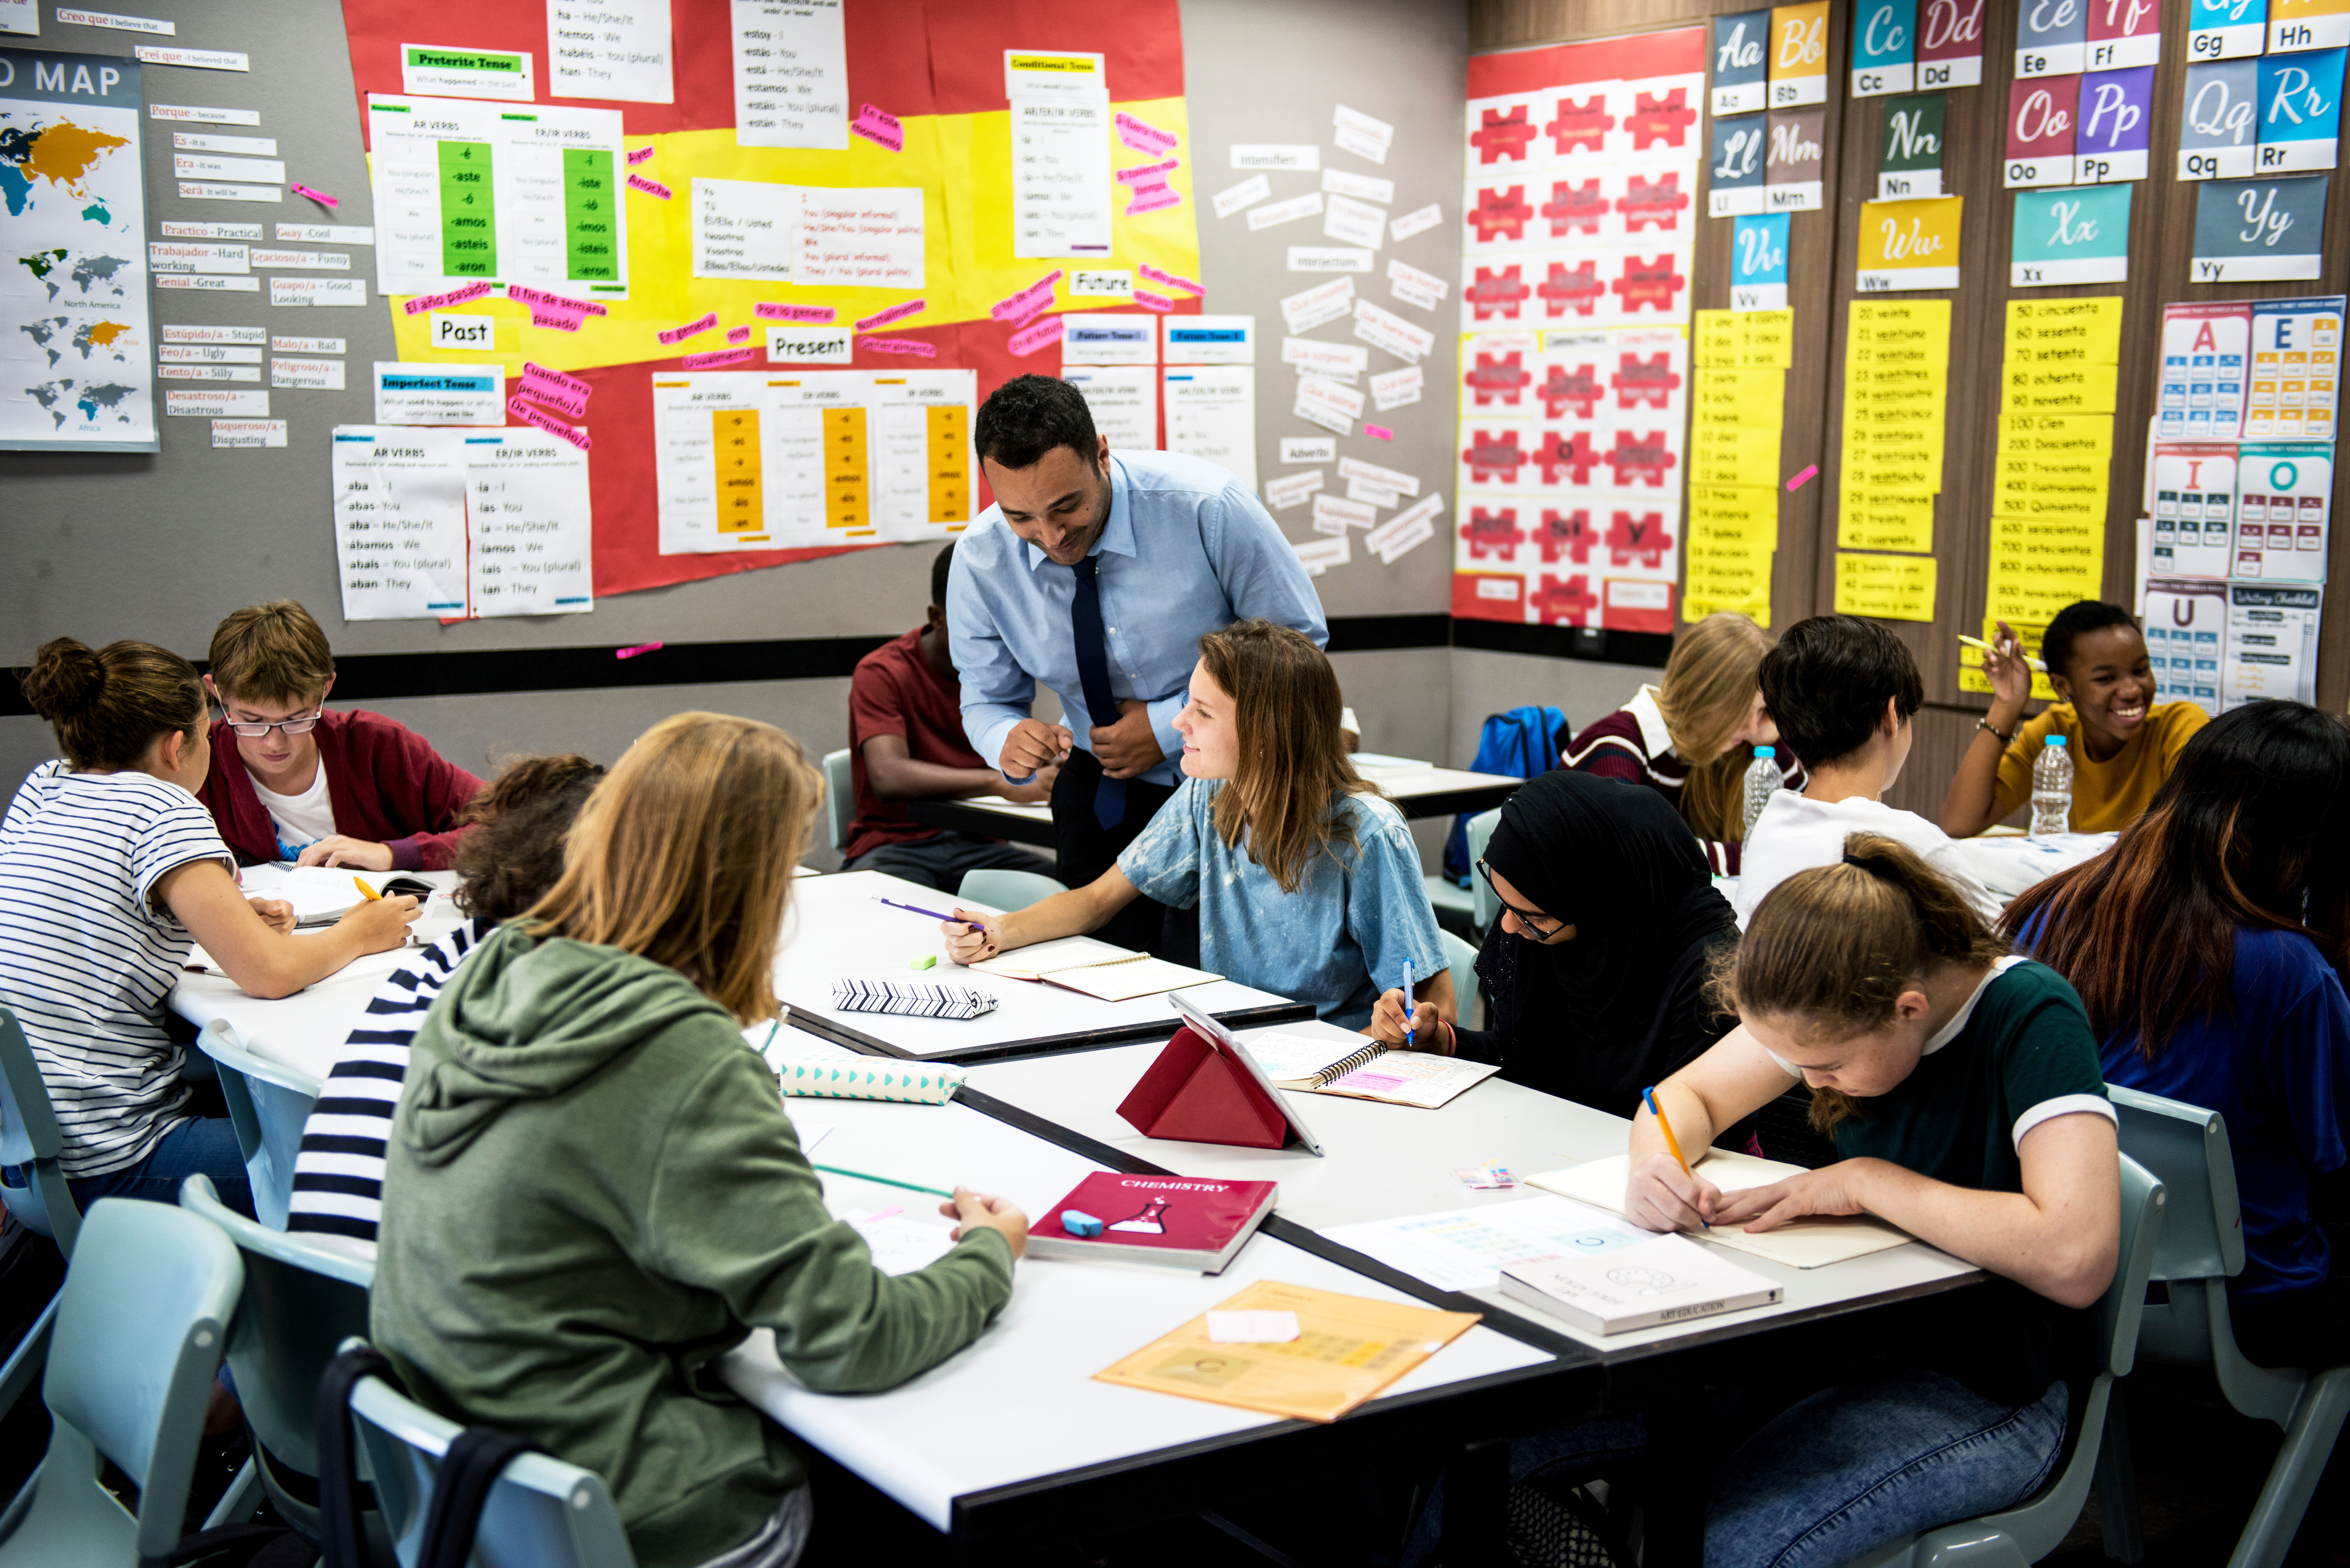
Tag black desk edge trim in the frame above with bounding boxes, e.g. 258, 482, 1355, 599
0, 616, 1666, 718
780, 999, 1317, 1065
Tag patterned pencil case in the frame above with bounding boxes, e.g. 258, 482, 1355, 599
828, 978, 998, 1020
773, 1055, 966, 1105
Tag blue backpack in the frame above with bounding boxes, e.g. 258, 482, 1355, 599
1441, 704, 1568, 885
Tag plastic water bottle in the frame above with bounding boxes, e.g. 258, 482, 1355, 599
2030, 735, 2073, 838
1741, 745, 1786, 840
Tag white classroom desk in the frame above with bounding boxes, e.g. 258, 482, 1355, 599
771, 870, 1307, 1062
962, 1019, 1983, 1359
725, 1088, 1555, 1537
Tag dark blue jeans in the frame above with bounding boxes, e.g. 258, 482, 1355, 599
1406, 1367, 2068, 1567
60, 1116, 256, 1219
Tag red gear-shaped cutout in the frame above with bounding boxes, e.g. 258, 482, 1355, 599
1604, 507, 1676, 568
1605, 430, 1679, 489
1463, 429, 1528, 485
1625, 89, 1698, 151
1541, 179, 1608, 238
1469, 185, 1535, 244
1616, 172, 1689, 232
1539, 362, 1605, 420
1537, 428, 1600, 487
1539, 260, 1605, 319
1610, 254, 1687, 314
1610, 352, 1682, 411
1532, 573, 1600, 626
1466, 266, 1533, 323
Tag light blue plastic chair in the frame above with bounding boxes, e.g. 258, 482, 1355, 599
0, 1006, 79, 1425
0, 1198, 243, 1565
196, 1017, 323, 1232
1846, 1153, 2166, 1568
821, 748, 854, 852
957, 866, 1069, 912
183, 1174, 375, 1542
2108, 1084, 2350, 1568
1438, 929, 1483, 1034
343, 1339, 637, 1568
1464, 808, 1503, 937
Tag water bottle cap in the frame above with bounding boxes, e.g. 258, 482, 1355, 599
1753, 746, 1775, 758
2046, 735, 2067, 747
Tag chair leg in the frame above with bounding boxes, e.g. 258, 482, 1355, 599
2229, 1367, 2350, 1568
1440, 1436, 1509, 1565
2094, 1384, 2146, 1564
0, 1459, 40, 1544
204, 1456, 262, 1531
0, 1294, 58, 1417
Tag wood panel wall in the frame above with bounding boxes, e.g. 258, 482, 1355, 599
1471, 0, 2350, 820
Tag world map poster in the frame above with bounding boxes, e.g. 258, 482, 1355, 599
1, 48, 155, 452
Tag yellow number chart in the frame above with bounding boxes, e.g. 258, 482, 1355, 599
1685, 309, 1794, 625
1835, 300, 1950, 622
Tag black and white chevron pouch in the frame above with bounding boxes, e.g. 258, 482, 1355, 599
828, 978, 999, 1019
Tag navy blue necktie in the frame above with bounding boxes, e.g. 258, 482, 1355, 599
1070, 555, 1126, 830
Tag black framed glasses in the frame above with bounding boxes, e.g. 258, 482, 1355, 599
215, 702, 325, 739
1477, 859, 1563, 936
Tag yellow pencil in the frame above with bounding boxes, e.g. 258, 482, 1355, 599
1642, 1085, 1709, 1229
352, 876, 382, 901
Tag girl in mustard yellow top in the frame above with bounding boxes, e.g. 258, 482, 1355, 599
1942, 600, 2208, 837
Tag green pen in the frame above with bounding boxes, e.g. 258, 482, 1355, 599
812, 1163, 957, 1200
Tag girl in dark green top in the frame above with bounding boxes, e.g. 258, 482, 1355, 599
373, 713, 1028, 1568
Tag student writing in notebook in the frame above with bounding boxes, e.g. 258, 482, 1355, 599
373, 714, 1023, 1568
1369, 768, 1739, 1119
1, 638, 418, 1220
2010, 700, 2350, 1370
1409, 836, 2119, 1564
195, 600, 485, 871
942, 620, 1449, 1031
1941, 599, 2207, 838
284, 754, 604, 1255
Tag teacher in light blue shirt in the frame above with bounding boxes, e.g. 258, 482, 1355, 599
949, 375, 1326, 954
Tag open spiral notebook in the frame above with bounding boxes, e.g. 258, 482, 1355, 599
966, 936, 1219, 1003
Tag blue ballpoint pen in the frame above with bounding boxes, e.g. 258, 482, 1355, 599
1403, 957, 1417, 1047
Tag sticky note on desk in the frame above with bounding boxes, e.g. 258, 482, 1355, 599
1206, 1309, 1302, 1343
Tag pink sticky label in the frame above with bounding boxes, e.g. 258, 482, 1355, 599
626, 145, 655, 166
658, 312, 719, 346
861, 335, 938, 357
754, 302, 835, 323
400, 279, 496, 316
531, 307, 583, 332
1786, 464, 1818, 491
616, 641, 662, 659
1114, 111, 1178, 156
1132, 289, 1176, 312
850, 103, 904, 152
1124, 184, 1183, 216
1007, 315, 1065, 356
508, 285, 607, 317
1334, 1070, 1410, 1094
989, 270, 1063, 323
519, 383, 588, 419
726, 324, 752, 344
1115, 157, 1180, 185
855, 298, 926, 331
291, 182, 338, 207
1138, 263, 1204, 296
627, 172, 673, 200
521, 361, 593, 399
1366, 424, 1394, 441
508, 397, 591, 450
681, 346, 757, 369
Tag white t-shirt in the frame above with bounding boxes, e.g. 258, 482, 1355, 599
251, 762, 334, 860
1734, 791, 2007, 931
0, 761, 234, 1178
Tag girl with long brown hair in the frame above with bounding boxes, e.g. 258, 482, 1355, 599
374, 714, 1026, 1568
2008, 699, 2350, 1369
945, 620, 1450, 1032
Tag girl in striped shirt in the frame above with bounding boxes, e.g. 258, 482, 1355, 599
1, 638, 417, 1219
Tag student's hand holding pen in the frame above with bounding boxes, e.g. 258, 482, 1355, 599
247, 896, 296, 936
1626, 1152, 1723, 1233
1366, 987, 1441, 1050
1978, 618, 2034, 711
941, 907, 1005, 965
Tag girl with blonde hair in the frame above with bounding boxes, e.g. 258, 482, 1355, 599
945, 620, 1449, 1034
1559, 611, 1802, 872
373, 713, 1026, 1568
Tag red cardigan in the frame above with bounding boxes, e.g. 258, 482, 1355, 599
197, 708, 484, 871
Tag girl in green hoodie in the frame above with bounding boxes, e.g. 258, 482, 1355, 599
372, 712, 1029, 1568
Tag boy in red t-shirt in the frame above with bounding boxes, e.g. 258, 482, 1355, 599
843, 544, 1057, 890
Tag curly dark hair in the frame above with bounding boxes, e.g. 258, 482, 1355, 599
452, 754, 606, 924
973, 373, 1099, 471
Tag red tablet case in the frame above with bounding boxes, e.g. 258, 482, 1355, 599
1115, 1025, 1296, 1149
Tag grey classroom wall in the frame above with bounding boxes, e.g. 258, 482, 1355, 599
2, 0, 1651, 826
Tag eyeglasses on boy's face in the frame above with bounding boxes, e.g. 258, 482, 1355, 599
1477, 859, 1563, 937
214, 703, 325, 738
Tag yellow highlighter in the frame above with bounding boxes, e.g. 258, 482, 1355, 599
1642, 1084, 1709, 1230
352, 876, 382, 902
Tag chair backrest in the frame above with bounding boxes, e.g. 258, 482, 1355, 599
2097, 1152, 2167, 1380
2106, 1082, 2245, 1283
182, 1174, 371, 1482
1438, 929, 1480, 987
347, 1354, 636, 1568
196, 1018, 324, 1231
27, 1198, 242, 1561
0, 1005, 81, 1258
1465, 808, 1503, 934
822, 748, 854, 853
956, 867, 1068, 912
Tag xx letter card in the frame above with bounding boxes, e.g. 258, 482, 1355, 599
2012, 183, 2131, 284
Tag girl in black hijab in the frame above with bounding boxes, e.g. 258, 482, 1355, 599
1375, 768, 1740, 1116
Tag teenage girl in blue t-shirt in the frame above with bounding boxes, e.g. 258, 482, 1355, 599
2010, 698, 2350, 1369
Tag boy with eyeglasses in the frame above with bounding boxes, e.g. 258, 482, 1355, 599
195, 600, 484, 870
